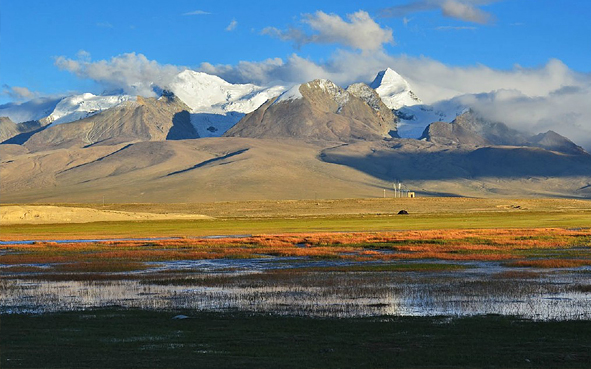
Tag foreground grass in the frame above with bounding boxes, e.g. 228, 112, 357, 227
2, 309, 591, 368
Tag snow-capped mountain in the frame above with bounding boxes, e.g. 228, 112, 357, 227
45, 93, 135, 125
167, 70, 286, 137
225, 79, 396, 142
0, 97, 61, 123
370, 68, 421, 110
369, 68, 466, 138
168, 70, 285, 114
395, 102, 468, 138
0, 94, 135, 126
0, 67, 466, 141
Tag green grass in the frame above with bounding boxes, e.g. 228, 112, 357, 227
2, 309, 591, 368
3, 210, 591, 241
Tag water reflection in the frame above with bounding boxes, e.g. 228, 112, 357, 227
1, 260, 591, 320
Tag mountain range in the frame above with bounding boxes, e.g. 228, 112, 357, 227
1, 68, 590, 202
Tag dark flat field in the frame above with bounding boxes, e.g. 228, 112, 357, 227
3, 309, 591, 369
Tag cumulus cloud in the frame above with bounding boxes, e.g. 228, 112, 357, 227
54, 51, 184, 97
262, 11, 394, 52
226, 19, 238, 31
381, 0, 499, 24
2, 85, 39, 101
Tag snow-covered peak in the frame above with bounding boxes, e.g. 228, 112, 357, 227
168, 70, 285, 114
274, 84, 303, 104
370, 68, 408, 91
0, 97, 61, 123
307, 79, 341, 94
46, 93, 135, 125
370, 68, 422, 110
0, 94, 133, 125
395, 101, 466, 138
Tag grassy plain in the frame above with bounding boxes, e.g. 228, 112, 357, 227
1, 197, 591, 241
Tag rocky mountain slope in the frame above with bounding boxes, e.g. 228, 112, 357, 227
224, 79, 397, 142
0, 117, 46, 145
23, 95, 197, 152
0, 117, 20, 143
421, 111, 586, 155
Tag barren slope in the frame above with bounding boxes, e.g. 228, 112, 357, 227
1, 138, 390, 203
2, 136, 590, 203
23, 95, 197, 152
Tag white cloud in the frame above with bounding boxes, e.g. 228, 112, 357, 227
54, 52, 184, 97
226, 19, 238, 31
453, 87, 591, 149
262, 11, 394, 52
441, 0, 492, 24
2, 85, 39, 101
381, 0, 499, 24
183, 10, 210, 16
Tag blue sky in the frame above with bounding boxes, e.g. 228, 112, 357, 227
3, 0, 591, 147
2, 0, 590, 103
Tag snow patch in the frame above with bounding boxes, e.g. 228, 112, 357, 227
168, 70, 285, 115
47, 94, 135, 125
274, 84, 302, 104
396, 101, 466, 138
0, 98, 61, 123
307, 79, 350, 111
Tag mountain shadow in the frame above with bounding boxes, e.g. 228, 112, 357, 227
166, 111, 199, 140
320, 141, 591, 182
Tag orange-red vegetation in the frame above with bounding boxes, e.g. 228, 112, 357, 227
1, 228, 589, 270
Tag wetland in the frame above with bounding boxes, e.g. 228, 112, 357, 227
2, 199, 591, 368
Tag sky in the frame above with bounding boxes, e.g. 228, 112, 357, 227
1, 0, 591, 147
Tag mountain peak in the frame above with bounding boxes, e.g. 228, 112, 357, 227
370, 68, 406, 89
224, 78, 396, 142
370, 68, 422, 110
174, 70, 232, 87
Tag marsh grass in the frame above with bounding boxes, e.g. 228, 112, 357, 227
2, 228, 590, 276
